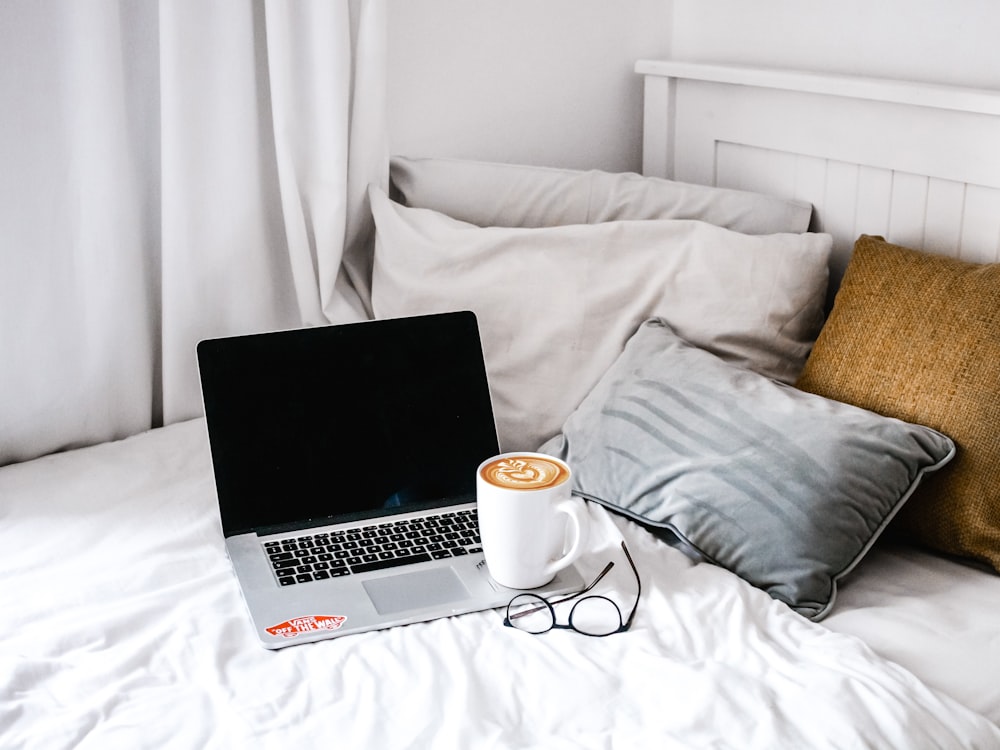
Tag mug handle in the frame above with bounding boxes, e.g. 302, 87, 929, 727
541, 497, 589, 578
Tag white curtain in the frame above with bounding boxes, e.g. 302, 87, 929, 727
0, 0, 387, 466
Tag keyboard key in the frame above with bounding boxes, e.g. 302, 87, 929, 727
350, 552, 432, 575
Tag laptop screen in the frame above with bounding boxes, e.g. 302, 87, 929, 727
198, 311, 501, 537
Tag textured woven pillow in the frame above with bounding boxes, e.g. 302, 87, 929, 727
389, 156, 813, 234
541, 318, 955, 620
370, 186, 831, 452
797, 235, 1000, 572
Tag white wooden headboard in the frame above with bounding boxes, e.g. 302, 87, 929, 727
636, 60, 1000, 292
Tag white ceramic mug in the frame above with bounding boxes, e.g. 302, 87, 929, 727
476, 452, 589, 589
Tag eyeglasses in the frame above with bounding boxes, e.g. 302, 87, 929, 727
502, 541, 640, 637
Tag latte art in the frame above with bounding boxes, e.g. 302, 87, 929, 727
480, 455, 569, 490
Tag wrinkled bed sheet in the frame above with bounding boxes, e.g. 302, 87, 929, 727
824, 542, 1000, 727
2, 419, 998, 749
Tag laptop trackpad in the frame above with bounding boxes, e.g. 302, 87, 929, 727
363, 568, 471, 615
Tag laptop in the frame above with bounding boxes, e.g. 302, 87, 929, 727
197, 310, 584, 648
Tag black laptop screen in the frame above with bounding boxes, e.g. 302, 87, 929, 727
197, 311, 501, 537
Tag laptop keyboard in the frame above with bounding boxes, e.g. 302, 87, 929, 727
263, 508, 482, 586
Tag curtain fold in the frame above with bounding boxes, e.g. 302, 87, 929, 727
262, 0, 386, 327
0, 0, 386, 466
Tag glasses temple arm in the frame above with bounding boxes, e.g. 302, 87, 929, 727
545, 560, 616, 607
620, 540, 641, 628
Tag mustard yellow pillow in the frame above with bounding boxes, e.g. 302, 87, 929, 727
797, 235, 1000, 572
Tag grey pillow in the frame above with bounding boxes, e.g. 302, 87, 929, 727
540, 319, 956, 620
389, 156, 813, 234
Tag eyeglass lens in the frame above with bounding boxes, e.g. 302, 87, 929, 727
568, 596, 623, 636
507, 594, 555, 634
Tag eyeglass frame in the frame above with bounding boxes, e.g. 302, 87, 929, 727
501, 540, 641, 637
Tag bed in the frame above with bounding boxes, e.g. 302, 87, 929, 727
4, 61, 1000, 749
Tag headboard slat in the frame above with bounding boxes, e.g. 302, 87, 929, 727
637, 60, 1000, 290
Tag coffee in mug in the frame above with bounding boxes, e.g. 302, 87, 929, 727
476, 452, 588, 590
479, 453, 569, 490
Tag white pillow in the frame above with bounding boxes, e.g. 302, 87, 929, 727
390, 156, 813, 235
370, 186, 831, 452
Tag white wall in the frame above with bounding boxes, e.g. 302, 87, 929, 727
670, 0, 1000, 90
387, 0, 671, 173
388, 1, 998, 174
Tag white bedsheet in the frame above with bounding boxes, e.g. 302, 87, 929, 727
825, 543, 1000, 726
2, 419, 998, 749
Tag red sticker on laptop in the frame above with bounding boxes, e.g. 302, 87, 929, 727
266, 615, 347, 638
